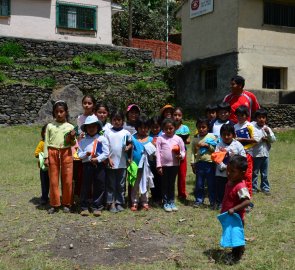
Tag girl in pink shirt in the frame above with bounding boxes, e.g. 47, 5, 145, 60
156, 119, 185, 212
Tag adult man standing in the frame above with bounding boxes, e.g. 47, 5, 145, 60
224, 75, 260, 124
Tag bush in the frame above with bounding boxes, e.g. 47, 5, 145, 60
0, 72, 7, 83
72, 56, 82, 69
0, 56, 14, 66
125, 60, 136, 71
31, 77, 56, 88
0, 41, 24, 58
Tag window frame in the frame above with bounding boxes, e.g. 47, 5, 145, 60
0, 0, 10, 17
262, 66, 287, 90
202, 68, 217, 91
56, 1, 97, 31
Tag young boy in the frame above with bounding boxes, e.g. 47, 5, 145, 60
206, 104, 218, 132
234, 106, 257, 200
252, 109, 276, 195
212, 102, 234, 138
221, 155, 251, 261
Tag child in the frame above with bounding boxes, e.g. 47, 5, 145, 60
123, 104, 141, 135
206, 104, 218, 132
44, 100, 76, 214
234, 106, 257, 200
191, 117, 216, 208
156, 119, 185, 212
149, 116, 163, 204
212, 102, 233, 139
173, 107, 190, 200
95, 102, 112, 132
104, 110, 132, 213
213, 124, 246, 209
221, 155, 251, 261
252, 109, 276, 195
130, 115, 153, 211
160, 104, 174, 123
77, 95, 96, 134
34, 124, 49, 205
78, 115, 109, 217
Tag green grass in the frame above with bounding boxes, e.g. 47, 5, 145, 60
0, 41, 25, 58
0, 125, 294, 270
0, 56, 14, 66
128, 80, 167, 91
30, 77, 56, 88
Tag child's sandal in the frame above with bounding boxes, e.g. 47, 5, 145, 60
142, 203, 150, 211
130, 204, 138, 211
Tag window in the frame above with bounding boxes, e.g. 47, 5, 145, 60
56, 2, 97, 31
204, 68, 217, 90
263, 67, 287, 89
0, 0, 10, 16
264, 1, 295, 27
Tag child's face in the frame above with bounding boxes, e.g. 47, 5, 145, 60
163, 108, 173, 119
54, 106, 67, 123
173, 109, 183, 123
150, 123, 161, 136
221, 131, 234, 144
137, 125, 149, 137
218, 109, 230, 121
236, 113, 248, 124
82, 97, 94, 115
197, 123, 209, 137
163, 123, 175, 137
207, 111, 216, 121
256, 115, 267, 127
96, 106, 108, 122
227, 164, 245, 182
127, 108, 140, 123
86, 124, 98, 137
112, 117, 123, 129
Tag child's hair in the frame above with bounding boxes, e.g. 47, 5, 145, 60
196, 117, 210, 128
161, 118, 176, 130
95, 102, 110, 113
231, 75, 245, 88
85, 123, 102, 134
174, 107, 183, 114
235, 105, 249, 117
110, 109, 125, 121
149, 115, 161, 126
135, 115, 150, 130
228, 155, 248, 172
205, 104, 218, 112
52, 100, 69, 120
217, 102, 231, 112
41, 124, 48, 140
220, 124, 235, 137
82, 95, 96, 105
254, 108, 268, 119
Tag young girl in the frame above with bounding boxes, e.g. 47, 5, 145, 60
191, 117, 216, 208
34, 124, 49, 205
173, 107, 190, 200
221, 155, 251, 261
149, 116, 162, 204
130, 115, 153, 211
160, 104, 174, 123
77, 95, 96, 133
104, 110, 132, 213
44, 100, 76, 214
123, 104, 141, 135
95, 102, 112, 132
156, 119, 185, 212
212, 124, 246, 209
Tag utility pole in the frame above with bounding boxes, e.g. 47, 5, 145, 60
128, 0, 133, 47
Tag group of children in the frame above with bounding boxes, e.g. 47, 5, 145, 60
34, 95, 276, 261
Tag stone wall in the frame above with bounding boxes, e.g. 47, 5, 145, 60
0, 36, 153, 62
262, 104, 295, 128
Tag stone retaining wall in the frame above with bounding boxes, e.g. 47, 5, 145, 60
262, 104, 295, 128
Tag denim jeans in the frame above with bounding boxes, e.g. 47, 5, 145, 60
161, 166, 178, 205
106, 168, 126, 205
194, 161, 216, 205
215, 176, 227, 205
252, 157, 270, 192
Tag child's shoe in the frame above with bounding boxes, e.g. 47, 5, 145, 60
93, 210, 102, 217
116, 204, 125, 212
163, 203, 172, 212
193, 202, 202, 208
130, 204, 138, 211
63, 206, 71, 213
80, 209, 90, 216
48, 207, 59, 214
109, 206, 118, 213
142, 203, 150, 211
170, 203, 178, 212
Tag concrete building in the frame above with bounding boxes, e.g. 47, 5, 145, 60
0, 0, 117, 45
177, 0, 295, 111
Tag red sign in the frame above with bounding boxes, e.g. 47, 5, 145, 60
191, 0, 199, 10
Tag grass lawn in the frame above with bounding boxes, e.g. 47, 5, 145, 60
0, 124, 294, 270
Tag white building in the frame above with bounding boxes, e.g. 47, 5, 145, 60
0, 0, 118, 45
177, 0, 295, 108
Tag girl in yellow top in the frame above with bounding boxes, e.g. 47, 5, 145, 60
44, 100, 76, 214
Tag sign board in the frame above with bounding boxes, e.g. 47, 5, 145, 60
190, 0, 214, 18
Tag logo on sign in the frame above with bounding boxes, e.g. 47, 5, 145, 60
191, 0, 199, 10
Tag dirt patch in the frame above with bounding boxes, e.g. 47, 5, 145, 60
46, 219, 182, 267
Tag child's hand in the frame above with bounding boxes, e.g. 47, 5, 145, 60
109, 158, 114, 168
86, 152, 91, 156
228, 208, 235, 215
198, 142, 208, 148
157, 167, 163, 176
90, 157, 98, 164
176, 154, 182, 160
44, 158, 49, 167
263, 126, 270, 134
125, 144, 132, 152
70, 129, 76, 137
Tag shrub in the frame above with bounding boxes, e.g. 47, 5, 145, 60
0, 41, 25, 58
72, 56, 82, 69
0, 72, 6, 83
125, 60, 136, 70
0, 56, 14, 66
31, 77, 56, 88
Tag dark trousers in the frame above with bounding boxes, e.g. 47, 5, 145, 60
80, 162, 105, 211
40, 169, 49, 202
161, 166, 179, 204
215, 176, 227, 205
106, 168, 126, 205
150, 163, 162, 202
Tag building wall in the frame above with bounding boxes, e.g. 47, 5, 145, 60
0, 0, 112, 45
181, 0, 239, 63
237, 0, 295, 90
